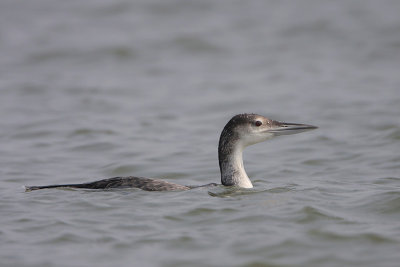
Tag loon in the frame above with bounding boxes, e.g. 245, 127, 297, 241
25, 114, 317, 192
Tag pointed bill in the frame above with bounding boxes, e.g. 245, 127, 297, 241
267, 121, 318, 136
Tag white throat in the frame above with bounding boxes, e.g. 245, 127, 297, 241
220, 142, 253, 188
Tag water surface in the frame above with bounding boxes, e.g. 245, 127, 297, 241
1, 0, 399, 266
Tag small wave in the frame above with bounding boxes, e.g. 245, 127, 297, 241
296, 206, 346, 224
183, 207, 237, 216
352, 191, 400, 215
308, 229, 396, 244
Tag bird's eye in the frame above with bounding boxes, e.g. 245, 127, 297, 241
255, 121, 262, 127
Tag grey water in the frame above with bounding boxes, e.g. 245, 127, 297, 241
1, 0, 400, 266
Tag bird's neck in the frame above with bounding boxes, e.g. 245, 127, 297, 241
218, 136, 253, 188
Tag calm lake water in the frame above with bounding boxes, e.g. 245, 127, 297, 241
1, 0, 400, 266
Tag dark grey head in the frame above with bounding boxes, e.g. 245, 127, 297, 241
218, 114, 317, 188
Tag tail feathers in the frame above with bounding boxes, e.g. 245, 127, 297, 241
24, 184, 86, 192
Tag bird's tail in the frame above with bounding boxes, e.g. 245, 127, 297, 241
24, 183, 87, 192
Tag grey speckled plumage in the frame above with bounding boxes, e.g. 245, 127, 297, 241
25, 177, 191, 191
25, 113, 317, 192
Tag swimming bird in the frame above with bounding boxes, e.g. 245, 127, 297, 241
24, 114, 317, 192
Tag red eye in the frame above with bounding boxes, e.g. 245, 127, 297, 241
255, 121, 262, 127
